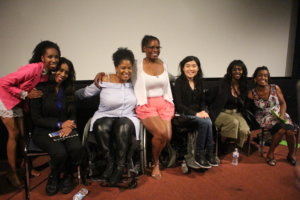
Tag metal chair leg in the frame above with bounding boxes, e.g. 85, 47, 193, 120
25, 155, 30, 200
295, 127, 299, 155
259, 131, 265, 157
247, 134, 251, 156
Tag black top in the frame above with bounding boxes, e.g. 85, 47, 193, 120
174, 76, 206, 116
30, 82, 76, 135
224, 92, 238, 109
206, 79, 246, 122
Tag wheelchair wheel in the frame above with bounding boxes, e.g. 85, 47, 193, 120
160, 142, 177, 168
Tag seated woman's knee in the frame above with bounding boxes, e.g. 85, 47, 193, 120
94, 119, 111, 133
201, 118, 212, 128
52, 148, 68, 163
230, 118, 239, 128
286, 130, 295, 136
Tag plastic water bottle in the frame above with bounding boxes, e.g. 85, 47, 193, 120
181, 160, 189, 174
73, 188, 88, 200
232, 148, 239, 166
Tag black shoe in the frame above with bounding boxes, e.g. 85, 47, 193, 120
109, 168, 123, 186
46, 175, 59, 196
196, 153, 211, 169
185, 159, 201, 169
287, 155, 297, 166
101, 162, 114, 180
206, 153, 219, 167
60, 174, 75, 194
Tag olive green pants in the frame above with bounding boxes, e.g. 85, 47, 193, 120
215, 109, 250, 147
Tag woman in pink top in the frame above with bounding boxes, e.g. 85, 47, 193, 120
0, 40, 60, 188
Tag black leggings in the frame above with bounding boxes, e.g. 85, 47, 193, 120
93, 117, 135, 169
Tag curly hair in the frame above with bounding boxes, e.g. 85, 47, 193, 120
178, 56, 204, 91
112, 47, 135, 67
141, 35, 160, 52
29, 40, 61, 63
224, 60, 248, 97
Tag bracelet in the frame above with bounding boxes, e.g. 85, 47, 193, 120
57, 122, 62, 129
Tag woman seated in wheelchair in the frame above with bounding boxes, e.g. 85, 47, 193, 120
174, 56, 219, 169
206, 60, 251, 153
79, 48, 139, 186
247, 66, 296, 166
30, 58, 83, 196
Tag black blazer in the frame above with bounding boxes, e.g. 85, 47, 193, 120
30, 82, 76, 135
206, 79, 246, 122
174, 76, 206, 116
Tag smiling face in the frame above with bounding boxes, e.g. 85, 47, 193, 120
183, 60, 199, 80
254, 69, 269, 86
55, 63, 69, 84
143, 39, 160, 60
115, 59, 133, 82
231, 65, 243, 80
41, 48, 59, 71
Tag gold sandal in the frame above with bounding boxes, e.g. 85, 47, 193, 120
151, 163, 162, 180
266, 157, 277, 166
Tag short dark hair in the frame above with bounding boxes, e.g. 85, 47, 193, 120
141, 35, 160, 52
112, 48, 135, 67
29, 40, 61, 63
252, 66, 271, 82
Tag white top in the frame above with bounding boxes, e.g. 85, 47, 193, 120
144, 71, 167, 97
80, 81, 140, 139
133, 59, 173, 106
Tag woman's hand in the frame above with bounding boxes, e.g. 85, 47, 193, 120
59, 127, 72, 137
62, 120, 76, 129
94, 72, 106, 88
196, 111, 209, 118
27, 88, 43, 99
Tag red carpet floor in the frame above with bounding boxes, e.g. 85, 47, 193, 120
1, 145, 300, 200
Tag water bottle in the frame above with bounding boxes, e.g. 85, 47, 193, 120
181, 160, 189, 174
73, 188, 88, 200
232, 148, 239, 166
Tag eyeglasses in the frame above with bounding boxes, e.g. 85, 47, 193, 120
146, 46, 162, 50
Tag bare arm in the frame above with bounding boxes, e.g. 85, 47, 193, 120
275, 85, 287, 119
93, 72, 106, 88
247, 90, 254, 100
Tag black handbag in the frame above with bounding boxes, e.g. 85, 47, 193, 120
237, 95, 261, 130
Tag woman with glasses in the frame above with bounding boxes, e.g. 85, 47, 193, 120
134, 35, 174, 179
93, 35, 174, 179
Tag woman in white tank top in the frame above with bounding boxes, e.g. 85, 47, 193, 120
134, 35, 174, 180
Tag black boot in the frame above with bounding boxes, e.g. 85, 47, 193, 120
60, 173, 75, 194
109, 166, 124, 186
101, 153, 115, 180
196, 152, 211, 169
46, 172, 60, 196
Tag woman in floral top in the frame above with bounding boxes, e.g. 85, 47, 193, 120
248, 66, 296, 166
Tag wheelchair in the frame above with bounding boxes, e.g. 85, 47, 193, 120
154, 114, 201, 174
80, 118, 146, 189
